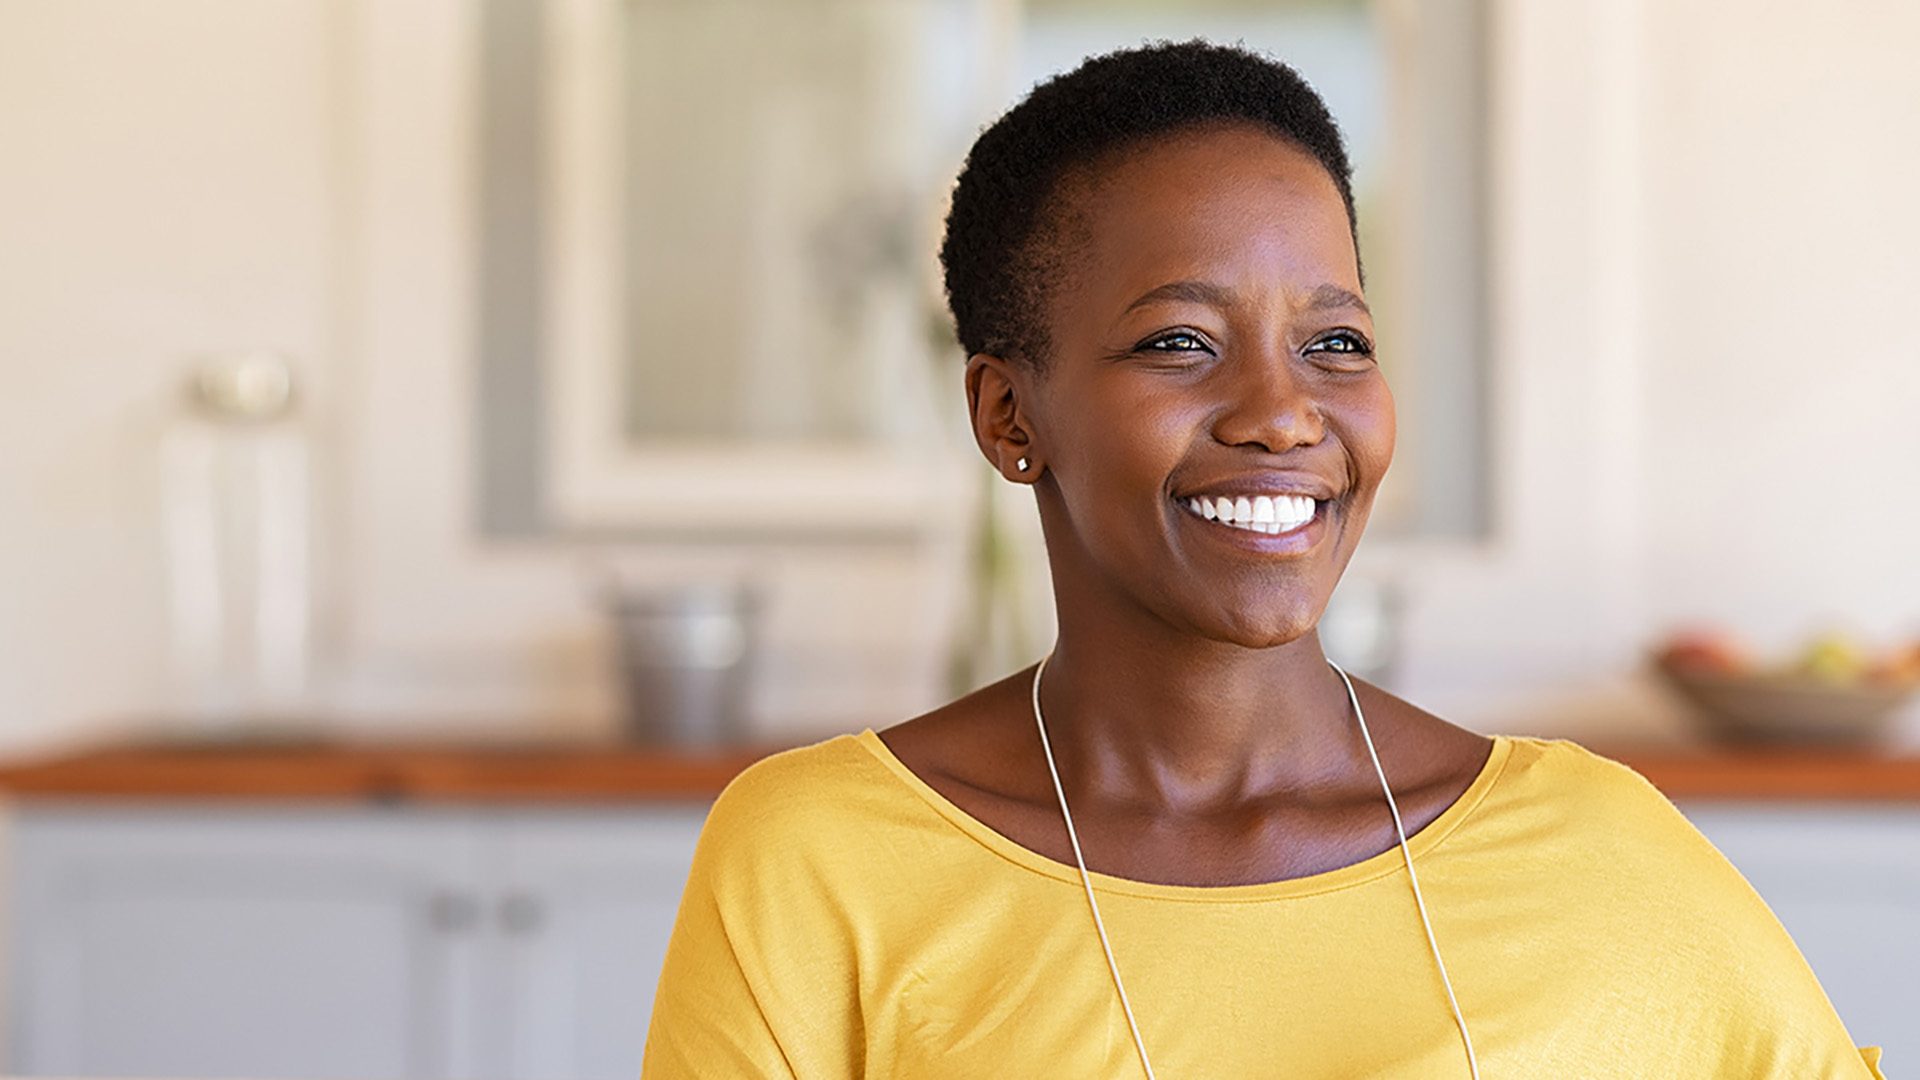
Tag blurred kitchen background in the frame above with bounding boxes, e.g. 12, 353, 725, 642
1, 0, 1916, 1077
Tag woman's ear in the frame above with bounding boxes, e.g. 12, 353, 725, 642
964, 352, 1040, 482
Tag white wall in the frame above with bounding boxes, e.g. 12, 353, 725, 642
1638, 1, 1920, 657
0, 1, 339, 750
2, 0, 1917, 753
1377, 0, 1920, 746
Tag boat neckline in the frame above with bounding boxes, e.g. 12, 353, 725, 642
850, 726, 1514, 903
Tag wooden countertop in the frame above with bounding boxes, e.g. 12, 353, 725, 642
0, 738, 782, 804
1601, 743, 1920, 802
1, 735, 1918, 805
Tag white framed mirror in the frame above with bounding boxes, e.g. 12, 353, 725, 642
480, 0, 1491, 546
537, 0, 991, 536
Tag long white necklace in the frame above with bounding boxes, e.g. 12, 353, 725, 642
1028, 650, 1481, 1080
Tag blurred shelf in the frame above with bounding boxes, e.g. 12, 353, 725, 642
1, 734, 1917, 804
1593, 741, 1920, 802
0, 737, 789, 804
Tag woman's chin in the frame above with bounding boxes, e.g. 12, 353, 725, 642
1190, 605, 1327, 651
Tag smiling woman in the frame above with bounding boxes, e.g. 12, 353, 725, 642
641, 40, 1886, 1079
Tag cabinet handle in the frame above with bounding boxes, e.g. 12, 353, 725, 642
428, 891, 481, 933
498, 891, 545, 935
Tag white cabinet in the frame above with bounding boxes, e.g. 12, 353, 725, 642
1679, 803, 1920, 1071
5, 801, 1910, 1077
5, 808, 483, 1078
494, 814, 711, 1080
2, 803, 709, 1080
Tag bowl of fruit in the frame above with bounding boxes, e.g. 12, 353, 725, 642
1652, 629, 1920, 745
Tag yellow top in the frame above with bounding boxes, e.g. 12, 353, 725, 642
643, 729, 1887, 1078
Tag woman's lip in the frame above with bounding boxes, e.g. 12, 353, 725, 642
1171, 495, 1331, 554
1171, 488, 1337, 502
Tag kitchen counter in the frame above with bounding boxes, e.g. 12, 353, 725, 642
1605, 742, 1920, 801
0, 737, 779, 803
9, 734, 1912, 1078
0, 734, 1918, 803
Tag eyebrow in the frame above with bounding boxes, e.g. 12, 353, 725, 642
1304, 283, 1371, 316
1120, 279, 1370, 317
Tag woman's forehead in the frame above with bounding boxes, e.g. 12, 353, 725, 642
1053, 131, 1360, 320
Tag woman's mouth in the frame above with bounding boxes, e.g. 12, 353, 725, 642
1178, 493, 1319, 535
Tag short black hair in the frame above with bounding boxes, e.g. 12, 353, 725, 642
938, 38, 1360, 370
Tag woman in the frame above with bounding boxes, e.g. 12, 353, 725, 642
643, 40, 1885, 1078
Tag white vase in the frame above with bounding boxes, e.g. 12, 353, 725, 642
158, 352, 317, 738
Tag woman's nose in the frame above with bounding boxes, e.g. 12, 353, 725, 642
1210, 350, 1326, 453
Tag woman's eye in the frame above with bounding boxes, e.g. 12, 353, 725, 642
1307, 331, 1375, 361
1139, 331, 1209, 354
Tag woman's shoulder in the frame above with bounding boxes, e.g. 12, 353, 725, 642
1474, 733, 1797, 921
700, 729, 896, 847
1468, 733, 1740, 875
1484, 735, 1887, 1075
1488, 732, 1678, 814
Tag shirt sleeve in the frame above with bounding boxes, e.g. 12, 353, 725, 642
1591, 752, 1889, 1078
640, 829, 798, 1078
641, 757, 866, 1078
1706, 879, 1892, 1080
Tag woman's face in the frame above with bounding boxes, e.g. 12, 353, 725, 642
976, 122, 1394, 647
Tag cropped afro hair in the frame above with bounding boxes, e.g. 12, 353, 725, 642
938, 38, 1359, 370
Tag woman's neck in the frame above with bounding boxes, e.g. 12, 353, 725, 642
1039, 602, 1373, 816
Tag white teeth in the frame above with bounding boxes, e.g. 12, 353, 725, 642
1180, 493, 1321, 534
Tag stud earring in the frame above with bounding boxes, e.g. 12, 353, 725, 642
1015, 456, 1029, 472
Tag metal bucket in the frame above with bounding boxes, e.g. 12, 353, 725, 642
607, 581, 760, 748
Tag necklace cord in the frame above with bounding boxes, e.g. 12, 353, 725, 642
1331, 657, 1482, 1079
1031, 651, 1160, 1080
1029, 650, 1481, 1080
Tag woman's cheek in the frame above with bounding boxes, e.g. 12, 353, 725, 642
1368, 382, 1397, 473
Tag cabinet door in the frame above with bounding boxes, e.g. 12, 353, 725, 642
5, 805, 488, 1080
488, 808, 709, 1080
1679, 804, 1920, 1069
